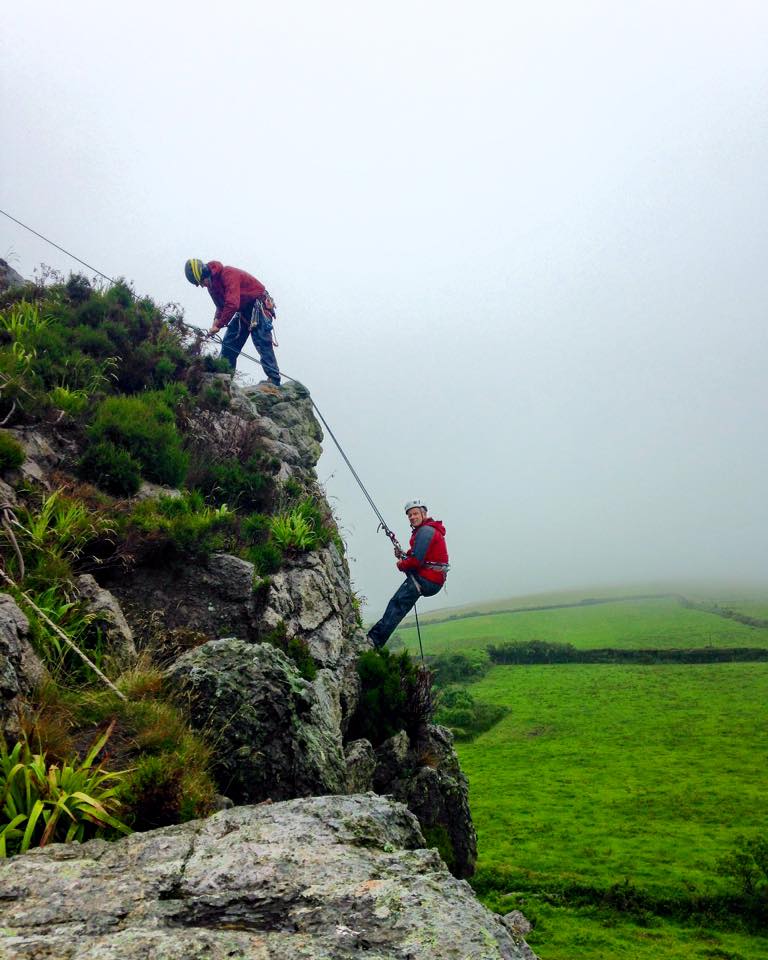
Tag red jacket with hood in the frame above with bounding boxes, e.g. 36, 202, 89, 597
396, 518, 449, 586
206, 261, 267, 332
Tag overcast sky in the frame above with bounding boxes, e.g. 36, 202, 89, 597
3, 1, 767, 615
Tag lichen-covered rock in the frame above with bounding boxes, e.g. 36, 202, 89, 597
166, 638, 346, 802
76, 574, 137, 666
345, 737, 376, 793
0, 594, 45, 740
259, 545, 364, 669
374, 724, 478, 879
244, 380, 323, 479
0, 794, 534, 960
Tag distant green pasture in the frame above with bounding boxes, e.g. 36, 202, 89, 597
517, 902, 768, 960
396, 597, 768, 653
457, 663, 768, 894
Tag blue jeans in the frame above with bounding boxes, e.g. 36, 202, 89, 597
220, 308, 280, 383
368, 575, 443, 648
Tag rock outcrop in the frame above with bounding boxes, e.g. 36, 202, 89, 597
0, 594, 45, 741
0, 794, 535, 960
166, 638, 347, 803
0, 351, 486, 950
75, 574, 137, 667
0, 259, 24, 292
373, 725, 478, 879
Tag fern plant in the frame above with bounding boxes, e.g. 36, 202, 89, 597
270, 508, 317, 550
14, 489, 114, 565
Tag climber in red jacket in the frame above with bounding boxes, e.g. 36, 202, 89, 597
185, 258, 281, 387
367, 499, 449, 649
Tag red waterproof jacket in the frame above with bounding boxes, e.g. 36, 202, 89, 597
206, 261, 267, 332
396, 519, 449, 585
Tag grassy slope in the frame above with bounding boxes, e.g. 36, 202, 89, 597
410, 582, 768, 623
396, 596, 768, 652
398, 586, 768, 960
458, 663, 768, 891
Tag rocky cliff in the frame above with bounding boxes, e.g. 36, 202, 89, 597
0, 275, 534, 958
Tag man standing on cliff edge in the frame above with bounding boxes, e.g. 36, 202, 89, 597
184, 258, 281, 390
367, 500, 449, 649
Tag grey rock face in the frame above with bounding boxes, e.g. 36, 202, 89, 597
374, 724, 478, 879
243, 379, 323, 479
2, 427, 62, 486
166, 638, 346, 803
259, 545, 363, 669
344, 738, 376, 793
75, 574, 137, 666
0, 594, 45, 740
0, 259, 25, 291
109, 550, 260, 643
0, 794, 533, 960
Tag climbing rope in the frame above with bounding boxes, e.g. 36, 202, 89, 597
413, 603, 425, 663
0, 568, 127, 701
0, 208, 403, 550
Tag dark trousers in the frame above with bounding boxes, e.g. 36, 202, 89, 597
220, 307, 280, 382
368, 575, 443, 648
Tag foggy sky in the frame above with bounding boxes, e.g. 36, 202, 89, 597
3, 1, 767, 615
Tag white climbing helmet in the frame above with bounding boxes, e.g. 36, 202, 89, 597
404, 499, 427, 514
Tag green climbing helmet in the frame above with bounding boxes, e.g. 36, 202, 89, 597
184, 259, 209, 286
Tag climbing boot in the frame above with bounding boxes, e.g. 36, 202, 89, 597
256, 381, 281, 397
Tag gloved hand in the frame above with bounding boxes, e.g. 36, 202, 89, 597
396, 559, 407, 572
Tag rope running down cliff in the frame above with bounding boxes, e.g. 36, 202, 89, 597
0, 208, 403, 551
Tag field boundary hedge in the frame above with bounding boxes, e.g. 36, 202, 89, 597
486, 640, 768, 665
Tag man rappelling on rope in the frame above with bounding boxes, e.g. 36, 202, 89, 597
184, 258, 281, 392
367, 499, 449, 649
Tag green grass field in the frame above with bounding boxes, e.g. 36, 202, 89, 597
396, 585, 768, 959
459, 663, 768, 891
395, 595, 768, 653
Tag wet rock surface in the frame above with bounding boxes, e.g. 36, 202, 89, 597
0, 795, 534, 960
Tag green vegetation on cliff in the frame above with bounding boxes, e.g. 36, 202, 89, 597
0, 272, 345, 849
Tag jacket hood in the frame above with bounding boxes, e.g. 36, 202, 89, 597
422, 518, 445, 535
207, 260, 224, 277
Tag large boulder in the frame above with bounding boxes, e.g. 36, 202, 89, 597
0, 794, 535, 960
166, 638, 346, 803
374, 724, 478, 879
0, 594, 45, 741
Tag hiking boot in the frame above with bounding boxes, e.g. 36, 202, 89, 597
256, 381, 281, 396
